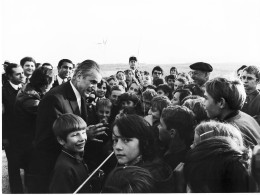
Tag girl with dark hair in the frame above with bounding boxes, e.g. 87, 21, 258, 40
96, 79, 111, 100
117, 92, 142, 116
110, 114, 174, 192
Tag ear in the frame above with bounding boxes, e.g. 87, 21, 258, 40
57, 137, 66, 146
170, 129, 176, 138
217, 98, 226, 109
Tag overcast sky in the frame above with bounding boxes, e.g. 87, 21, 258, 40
1, 0, 260, 65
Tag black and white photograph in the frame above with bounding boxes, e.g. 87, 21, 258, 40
2, 0, 260, 193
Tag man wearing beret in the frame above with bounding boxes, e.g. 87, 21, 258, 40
188, 62, 213, 96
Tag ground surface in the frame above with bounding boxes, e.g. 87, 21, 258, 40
2, 150, 10, 194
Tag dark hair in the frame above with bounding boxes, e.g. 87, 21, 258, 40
152, 66, 164, 75
161, 105, 196, 147
237, 65, 247, 74
205, 77, 246, 110
243, 65, 260, 80
107, 75, 118, 83
129, 56, 137, 62
146, 84, 156, 90
112, 115, 158, 161
153, 78, 164, 87
111, 85, 123, 92
170, 66, 178, 74
57, 59, 74, 69
184, 137, 256, 192
103, 166, 155, 193
143, 71, 150, 76
53, 113, 86, 141
118, 92, 142, 112
30, 66, 54, 91
156, 84, 172, 99
97, 79, 111, 98
151, 95, 171, 115
165, 74, 176, 82
173, 89, 192, 105
72, 59, 100, 80
5, 63, 21, 77
42, 63, 53, 70
20, 56, 36, 67
142, 89, 157, 101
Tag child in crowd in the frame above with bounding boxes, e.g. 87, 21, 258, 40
182, 95, 209, 124
156, 84, 172, 100
174, 77, 187, 90
159, 105, 196, 170
128, 81, 142, 98
103, 166, 156, 193
116, 71, 127, 89
165, 74, 176, 91
117, 92, 142, 115
96, 79, 110, 101
141, 89, 157, 116
148, 95, 171, 127
111, 114, 174, 192
171, 89, 192, 106
107, 76, 118, 88
184, 137, 257, 192
49, 113, 91, 193
191, 120, 244, 149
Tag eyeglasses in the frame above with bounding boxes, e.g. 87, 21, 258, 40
241, 76, 256, 81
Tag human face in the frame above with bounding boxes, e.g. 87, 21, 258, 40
62, 130, 87, 153
75, 69, 102, 97
58, 62, 74, 79
121, 100, 135, 109
170, 69, 177, 76
142, 75, 152, 87
108, 79, 118, 88
142, 98, 152, 114
152, 70, 162, 80
128, 83, 139, 95
8, 66, 25, 85
190, 70, 207, 85
204, 91, 222, 119
126, 70, 134, 81
174, 80, 184, 90
148, 106, 160, 123
171, 92, 181, 106
190, 132, 200, 149
110, 90, 123, 106
96, 83, 107, 98
23, 61, 35, 77
112, 125, 140, 165
241, 71, 258, 93
97, 106, 111, 123
129, 60, 137, 70
158, 118, 171, 144
117, 72, 125, 81
167, 78, 175, 88
157, 89, 167, 97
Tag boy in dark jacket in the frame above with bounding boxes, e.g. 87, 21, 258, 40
49, 113, 92, 193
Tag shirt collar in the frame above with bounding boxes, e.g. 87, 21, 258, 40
70, 81, 82, 110
57, 75, 67, 85
9, 81, 22, 90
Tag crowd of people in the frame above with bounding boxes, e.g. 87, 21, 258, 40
2, 56, 260, 193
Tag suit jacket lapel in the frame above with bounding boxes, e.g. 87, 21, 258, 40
64, 82, 81, 116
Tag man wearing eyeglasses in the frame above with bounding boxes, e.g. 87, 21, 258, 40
152, 65, 164, 85
52, 59, 75, 88
241, 66, 260, 125
187, 62, 213, 96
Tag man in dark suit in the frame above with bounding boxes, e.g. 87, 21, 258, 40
52, 59, 75, 88
2, 63, 25, 193
27, 59, 106, 193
